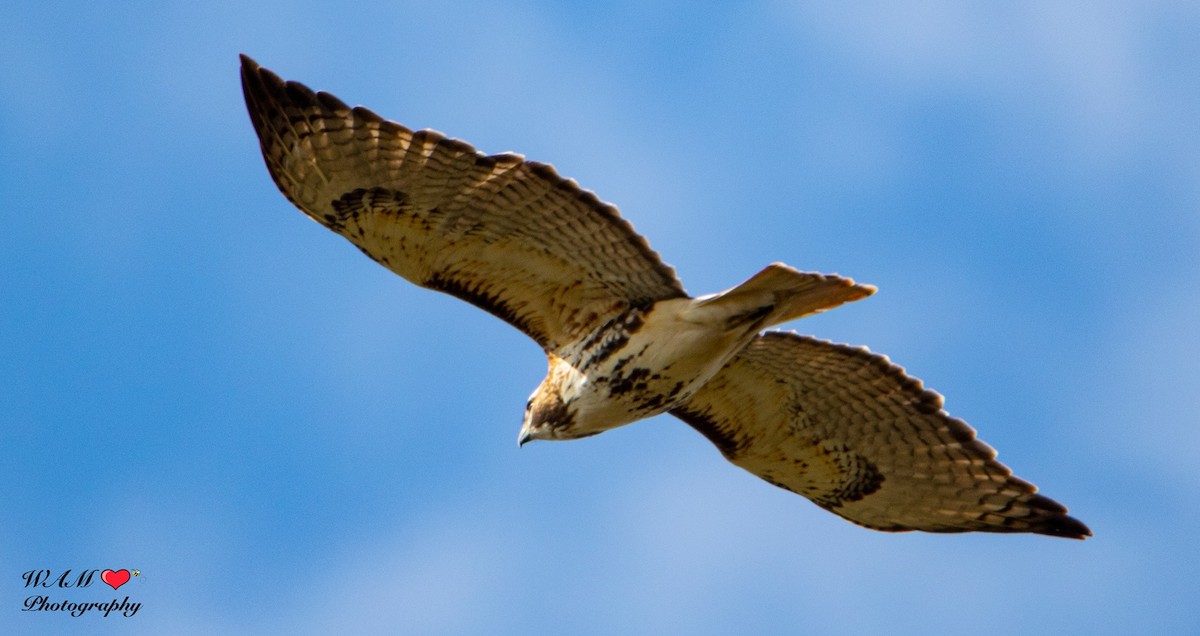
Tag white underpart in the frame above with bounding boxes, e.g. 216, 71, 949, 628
560, 297, 759, 436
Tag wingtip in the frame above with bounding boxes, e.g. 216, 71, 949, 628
238, 53, 260, 76
849, 281, 877, 302
1020, 492, 1092, 540
239, 54, 273, 128
239, 54, 268, 100
1035, 514, 1093, 540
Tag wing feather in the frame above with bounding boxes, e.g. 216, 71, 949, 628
671, 331, 1091, 538
240, 55, 686, 351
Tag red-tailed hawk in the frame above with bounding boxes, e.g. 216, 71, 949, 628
241, 55, 1090, 539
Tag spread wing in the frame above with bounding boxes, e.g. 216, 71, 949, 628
240, 55, 686, 352
671, 332, 1091, 538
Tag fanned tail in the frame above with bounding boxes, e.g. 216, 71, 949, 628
694, 263, 875, 331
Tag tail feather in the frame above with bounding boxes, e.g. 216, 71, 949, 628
695, 263, 874, 330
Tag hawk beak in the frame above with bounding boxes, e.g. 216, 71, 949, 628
518, 425, 534, 448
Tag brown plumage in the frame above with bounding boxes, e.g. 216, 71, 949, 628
241, 55, 1090, 539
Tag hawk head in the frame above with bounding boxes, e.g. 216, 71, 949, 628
518, 354, 585, 445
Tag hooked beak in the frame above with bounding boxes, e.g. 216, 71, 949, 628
518, 423, 534, 448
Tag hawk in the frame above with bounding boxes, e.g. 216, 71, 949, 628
240, 55, 1090, 539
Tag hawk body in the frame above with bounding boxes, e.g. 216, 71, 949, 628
241, 55, 1090, 539
524, 266, 871, 442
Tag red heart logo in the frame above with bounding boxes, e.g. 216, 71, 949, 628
101, 569, 130, 590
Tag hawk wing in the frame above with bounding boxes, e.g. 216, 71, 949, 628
240, 55, 686, 352
671, 332, 1091, 538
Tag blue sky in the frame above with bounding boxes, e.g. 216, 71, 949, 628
2, 1, 1198, 634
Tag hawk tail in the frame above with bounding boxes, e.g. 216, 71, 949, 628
697, 263, 875, 330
